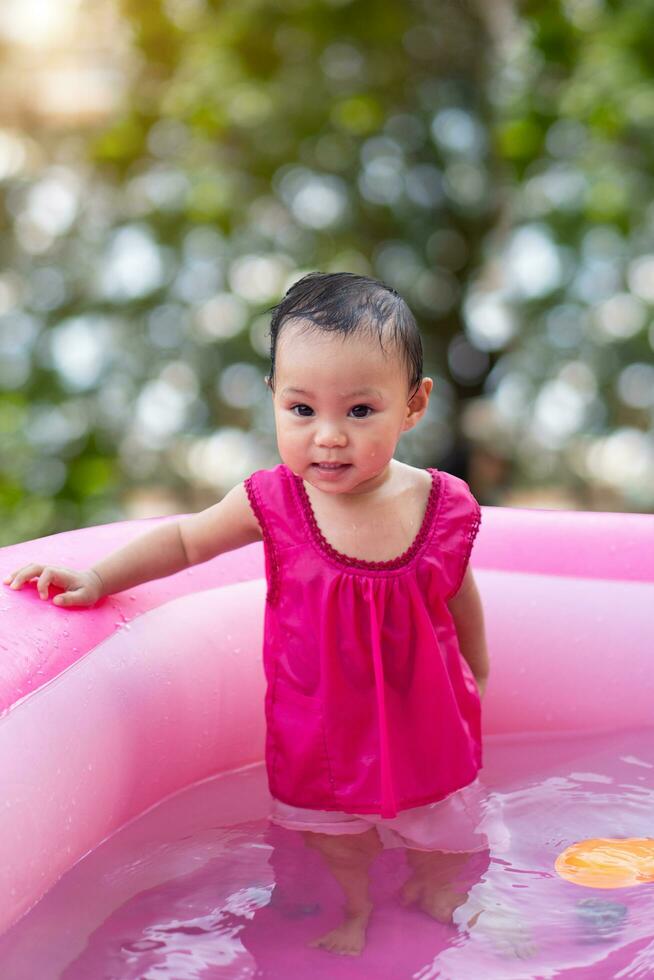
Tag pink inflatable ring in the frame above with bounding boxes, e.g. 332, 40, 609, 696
0, 503, 653, 975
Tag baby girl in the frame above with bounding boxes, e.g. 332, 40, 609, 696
6, 272, 497, 957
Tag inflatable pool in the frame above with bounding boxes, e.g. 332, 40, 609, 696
0, 502, 653, 978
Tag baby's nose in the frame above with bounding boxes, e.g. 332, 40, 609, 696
316, 422, 347, 446
316, 428, 347, 445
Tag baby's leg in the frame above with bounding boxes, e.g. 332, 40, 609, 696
302, 827, 383, 956
400, 848, 489, 925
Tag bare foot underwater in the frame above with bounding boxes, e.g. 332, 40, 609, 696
302, 827, 381, 956
398, 875, 470, 924
308, 899, 374, 956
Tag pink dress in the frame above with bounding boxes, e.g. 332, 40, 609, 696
244, 463, 483, 820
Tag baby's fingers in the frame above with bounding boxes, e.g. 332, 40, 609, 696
38, 567, 87, 601
3, 564, 79, 601
3, 563, 46, 590
52, 588, 91, 607
59, 586, 101, 607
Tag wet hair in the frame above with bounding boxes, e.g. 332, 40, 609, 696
265, 271, 423, 399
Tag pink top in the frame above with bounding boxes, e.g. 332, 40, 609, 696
244, 463, 483, 819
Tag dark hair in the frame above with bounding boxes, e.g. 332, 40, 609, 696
266, 271, 423, 398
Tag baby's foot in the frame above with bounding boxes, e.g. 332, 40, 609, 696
308, 901, 373, 956
420, 882, 469, 924
398, 874, 423, 909
398, 876, 468, 924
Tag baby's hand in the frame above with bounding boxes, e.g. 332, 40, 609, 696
475, 675, 488, 699
3, 564, 103, 607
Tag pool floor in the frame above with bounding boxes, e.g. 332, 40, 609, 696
1, 726, 653, 979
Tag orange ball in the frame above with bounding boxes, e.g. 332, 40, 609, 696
555, 838, 654, 889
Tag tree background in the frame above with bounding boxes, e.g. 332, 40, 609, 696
1, 0, 653, 547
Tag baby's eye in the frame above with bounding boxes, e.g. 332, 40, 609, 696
350, 404, 373, 418
289, 404, 374, 418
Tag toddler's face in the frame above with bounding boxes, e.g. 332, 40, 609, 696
270, 319, 432, 494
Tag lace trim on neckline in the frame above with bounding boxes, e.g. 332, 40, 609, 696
290, 466, 441, 571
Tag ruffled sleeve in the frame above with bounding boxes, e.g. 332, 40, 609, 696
434, 472, 482, 601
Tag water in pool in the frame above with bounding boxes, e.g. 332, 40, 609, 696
1, 726, 653, 979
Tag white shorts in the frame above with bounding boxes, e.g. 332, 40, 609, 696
270, 776, 498, 853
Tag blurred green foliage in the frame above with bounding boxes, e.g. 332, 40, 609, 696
1, 0, 653, 548
482, 0, 654, 508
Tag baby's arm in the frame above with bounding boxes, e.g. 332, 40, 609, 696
92, 480, 261, 595
446, 567, 490, 696
4, 482, 262, 606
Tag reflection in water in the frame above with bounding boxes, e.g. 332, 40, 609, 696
0, 728, 653, 979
